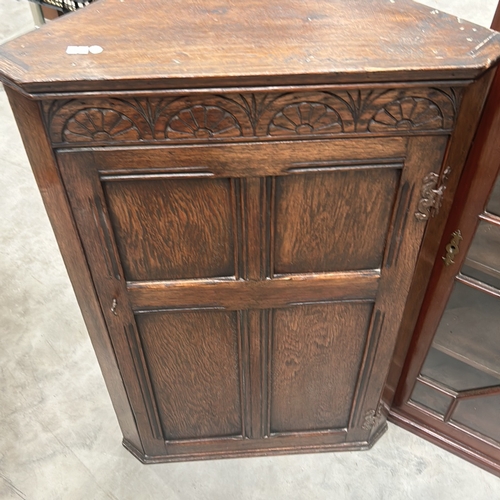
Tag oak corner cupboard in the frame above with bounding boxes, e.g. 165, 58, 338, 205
1, 0, 499, 464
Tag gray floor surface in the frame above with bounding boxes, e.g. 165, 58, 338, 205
1, 0, 500, 498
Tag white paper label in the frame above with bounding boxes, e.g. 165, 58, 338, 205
66, 45, 103, 55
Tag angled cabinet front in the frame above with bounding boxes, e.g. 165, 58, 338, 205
56, 132, 447, 461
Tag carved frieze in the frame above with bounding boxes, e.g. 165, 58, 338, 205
43, 86, 461, 145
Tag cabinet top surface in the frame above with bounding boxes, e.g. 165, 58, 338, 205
1, 0, 500, 94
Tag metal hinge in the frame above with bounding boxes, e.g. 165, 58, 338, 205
415, 167, 451, 221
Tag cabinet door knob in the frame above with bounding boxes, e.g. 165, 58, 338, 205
442, 230, 462, 266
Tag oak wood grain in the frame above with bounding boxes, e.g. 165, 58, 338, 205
3, 87, 146, 453
274, 167, 401, 274
3, 0, 498, 465
136, 310, 243, 440
349, 135, 448, 443
57, 137, 407, 178
1, 0, 500, 93
270, 302, 373, 433
104, 176, 235, 281
128, 272, 380, 311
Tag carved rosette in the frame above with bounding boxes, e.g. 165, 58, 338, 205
63, 108, 141, 142
166, 105, 242, 139
368, 97, 444, 132
268, 102, 343, 136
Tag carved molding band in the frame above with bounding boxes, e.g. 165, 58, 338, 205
44, 86, 461, 145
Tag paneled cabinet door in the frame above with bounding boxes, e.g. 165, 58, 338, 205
57, 136, 447, 461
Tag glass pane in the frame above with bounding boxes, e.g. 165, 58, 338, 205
486, 174, 500, 216
452, 394, 500, 443
410, 380, 452, 415
462, 221, 500, 290
432, 281, 500, 379
421, 348, 500, 392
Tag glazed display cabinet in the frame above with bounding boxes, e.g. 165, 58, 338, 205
390, 5, 500, 475
1, 0, 500, 463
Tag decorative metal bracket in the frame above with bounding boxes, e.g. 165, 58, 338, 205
415, 167, 451, 221
362, 402, 385, 431
443, 230, 462, 266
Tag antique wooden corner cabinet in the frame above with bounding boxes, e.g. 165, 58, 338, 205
1, 0, 499, 464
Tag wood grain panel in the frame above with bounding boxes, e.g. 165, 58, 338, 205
270, 302, 373, 433
274, 168, 401, 274
103, 177, 235, 281
136, 310, 242, 440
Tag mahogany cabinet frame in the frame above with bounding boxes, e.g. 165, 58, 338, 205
388, 2, 500, 476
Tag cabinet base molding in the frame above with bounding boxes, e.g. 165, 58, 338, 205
389, 409, 500, 477
123, 424, 388, 464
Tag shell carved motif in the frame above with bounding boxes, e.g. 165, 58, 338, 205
369, 97, 444, 132
269, 102, 343, 136
166, 105, 242, 139
62, 108, 141, 142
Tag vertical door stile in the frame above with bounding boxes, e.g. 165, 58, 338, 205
244, 177, 264, 439
352, 135, 449, 441
57, 153, 167, 457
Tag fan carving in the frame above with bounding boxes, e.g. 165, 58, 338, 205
269, 102, 343, 136
46, 87, 459, 144
369, 97, 443, 132
166, 105, 242, 139
62, 108, 141, 142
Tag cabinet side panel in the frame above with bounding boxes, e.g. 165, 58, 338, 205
274, 168, 401, 274
104, 177, 235, 281
270, 302, 373, 433
136, 309, 243, 440
4, 87, 143, 453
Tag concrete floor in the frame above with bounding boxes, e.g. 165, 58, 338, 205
1, 0, 500, 498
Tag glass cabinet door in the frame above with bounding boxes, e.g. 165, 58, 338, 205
409, 174, 500, 444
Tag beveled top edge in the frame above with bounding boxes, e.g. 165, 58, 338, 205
1, 0, 500, 95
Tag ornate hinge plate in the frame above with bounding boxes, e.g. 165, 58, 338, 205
415, 167, 451, 221
443, 230, 462, 266
362, 402, 385, 431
